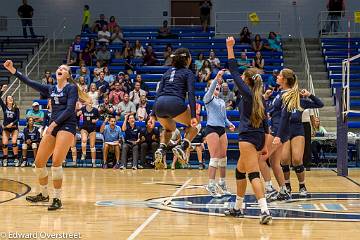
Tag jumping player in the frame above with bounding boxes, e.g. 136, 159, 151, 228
148, 48, 198, 169
3, 60, 90, 210
203, 69, 235, 197
224, 37, 272, 225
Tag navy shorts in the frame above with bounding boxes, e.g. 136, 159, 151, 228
3, 127, 18, 134
80, 126, 97, 134
289, 123, 304, 140
51, 124, 77, 137
239, 131, 265, 151
270, 125, 289, 143
153, 96, 187, 118
205, 125, 226, 137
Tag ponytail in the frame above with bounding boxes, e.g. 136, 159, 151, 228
281, 68, 302, 112
65, 65, 92, 104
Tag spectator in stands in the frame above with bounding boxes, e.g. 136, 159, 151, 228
81, 5, 91, 32
195, 53, 205, 75
103, 66, 115, 85
208, 50, 221, 74
124, 56, 135, 75
140, 118, 160, 168
98, 25, 111, 45
107, 16, 118, 33
325, 0, 345, 33
88, 83, 100, 107
75, 66, 91, 85
158, 20, 177, 39
239, 27, 251, 44
252, 51, 265, 73
311, 117, 328, 166
119, 72, 132, 93
42, 99, 52, 139
92, 13, 108, 33
218, 83, 235, 110
100, 116, 122, 169
186, 127, 206, 170
98, 95, 115, 120
199, 0, 212, 32
265, 69, 279, 90
80, 47, 92, 66
114, 49, 122, 59
66, 46, 78, 66
136, 95, 149, 121
26, 101, 45, 129
77, 76, 88, 92
143, 45, 158, 66
134, 74, 149, 94
122, 40, 133, 59
121, 114, 141, 170
21, 117, 40, 167
116, 93, 136, 120
130, 82, 147, 106
71, 35, 85, 59
198, 59, 211, 82
18, 0, 35, 38
96, 45, 111, 64
109, 81, 124, 105
110, 25, 124, 44
237, 52, 251, 71
265, 32, 281, 52
41, 70, 55, 99
93, 60, 103, 80
252, 34, 264, 52
134, 40, 146, 58
96, 71, 110, 98
163, 44, 173, 66
87, 38, 97, 58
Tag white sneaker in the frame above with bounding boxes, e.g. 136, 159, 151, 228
31, 162, 35, 168
20, 160, 27, 167
205, 184, 221, 198
14, 159, 20, 167
81, 153, 86, 161
3, 159, 8, 167
218, 182, 231, 195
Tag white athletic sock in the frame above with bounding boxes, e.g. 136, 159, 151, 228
285, 179, 290, 184
219, 178, 225, 185
40, 184, 48, 197
280, 185, 288, 194
54, 188, 62, 199
265, 181, 273, 191
258, 198, 269, 214
234, 196, 244, 210
209, 179, 216, 186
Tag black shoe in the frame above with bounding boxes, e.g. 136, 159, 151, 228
259, 211, 272, 225
224, 208, 244, 218
26, 193, 50, 203
48, 198, 62, 211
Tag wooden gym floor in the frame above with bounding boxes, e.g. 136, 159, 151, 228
0, 167, 360, 240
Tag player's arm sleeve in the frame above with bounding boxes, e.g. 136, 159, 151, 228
187, 71, 196, 118
14, 70, 50, 98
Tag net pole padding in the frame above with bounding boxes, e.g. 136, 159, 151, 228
336, 88, 348, 177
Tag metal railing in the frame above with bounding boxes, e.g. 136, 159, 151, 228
115, 16, 201, 27
319, 11, 360, 36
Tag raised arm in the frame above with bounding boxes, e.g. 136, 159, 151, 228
186, 71, 197, 119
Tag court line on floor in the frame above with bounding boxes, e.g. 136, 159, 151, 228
331, 169, 360, 188
127, 178, 193, 240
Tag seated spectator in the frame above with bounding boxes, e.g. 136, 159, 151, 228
312, 117, 327, 136
93, 60, 103, 80
98, 95, 114, 120
130, 82, 146, 106
195, 52, 205, 75
103, 66, 115, 85
252, 34, 264, 52
88, 83, 100, 107
107, 16, 118, 33
134, 74, 149, 94
96, 71, 110, 98
96, 45, 111, 64
198, 59, 211, 82
81, 5, 91, 33
265, 69, 279, 90
252, 51, 265, 73
163, 44, 173, 66
186, 126, 206, 170
41, 70, 55, 99
26, 102, 45, 130
87, 38, 97, 58
239, 27, 251, 44
115, 93, 136, 120
109, 81, 125, 105
143, 45, 158, 66
110, 25, 124, 44
100, 116, 122, 169
140, 118, 160, 168
219, 83, 235, 110
136, 95, 149, 121
21, 117, 40, 167
121, 114, 141, 170
158, 20, 177, 39
75, 66, 91, 85
66, 46, 78, 66
98, 25, 111, 45
122, 73, 133, 93
71, 35, 85, 59
124, 56, 134, 75
265, 32, 281, 51
80, 46, 92, 66
77, 76, 88, 92
208, 50, 221, 74
134, 40, 145, 58
114, 49, 122, 59
122, 40, 133, 59
311, 117, 328, 166
92, 13, 108, 33
237, 52, 251, 71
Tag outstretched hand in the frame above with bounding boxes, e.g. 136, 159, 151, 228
226, 36, 235, 48
3, 60, 16, 74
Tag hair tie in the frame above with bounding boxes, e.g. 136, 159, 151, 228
252, 74, 261, 80
170, 54, 175, 57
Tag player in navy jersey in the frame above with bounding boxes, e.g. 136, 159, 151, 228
281, 86, 324, 197
223, 37, 272, 225
3, 60, 90, 211
148, 48, 198, 169
78, 102, 99, 167
21, 117, 40, 167
0, 85, 20, 167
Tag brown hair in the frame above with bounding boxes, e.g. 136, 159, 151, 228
281, 68, 302, 112
171, 48, 191, 69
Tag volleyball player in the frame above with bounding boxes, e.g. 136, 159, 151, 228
0, 84, 20, 167
3, 60, 90, 210
78, 101, 99, 167
148, 48, 199, 169
224, 37, 272, 224
203, 69, 235, 197
281, 86, 324, 196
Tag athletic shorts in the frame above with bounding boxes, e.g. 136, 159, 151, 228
289, 122, 305, 140
270, 125, 289, 143
80, 126, 97, 134
239, 131, 265, 151
205, 125, 226, 137
153, 96, 187, 119
3, 127, 18, 134
51, 124, 77, 137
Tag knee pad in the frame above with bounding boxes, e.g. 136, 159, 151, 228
31, 143, 37, 149
90, 147, 96, 153
22, 144, 28, 150
248, 172, 260, 182
294, 165, 304, 173
209, 158, 218, 168
12, 143, 17, 148
81, 143, 87, 149
2, 146, 7, 151
235, 168, 246, 180
218, 157, 227, 167
35, 167, 48, 179
281, 165, 290, 173
51, 166, 63, 180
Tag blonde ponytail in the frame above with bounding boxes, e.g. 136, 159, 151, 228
65, 65, 92, 104
281, 68, 302, 112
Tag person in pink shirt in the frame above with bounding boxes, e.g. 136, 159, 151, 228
109, 81, 124, 105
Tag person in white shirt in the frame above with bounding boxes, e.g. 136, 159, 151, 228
129, 82, 146, 106
208, 50, 221, 74
98, 25, 111, 44
134, 40, 146, 58
302, 109, 315, 170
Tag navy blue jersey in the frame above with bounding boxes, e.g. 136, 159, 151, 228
290, 95, 324, 124
124, 123, 140, 143
80, 106, 99, 129
15, 71, 78, 128
228, 59, 268, 134
155, 67, 196, 118
96, 80, 110, 94
140, 127, 160, 144
0, 92, 19, 128
23, 126, 40, 142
